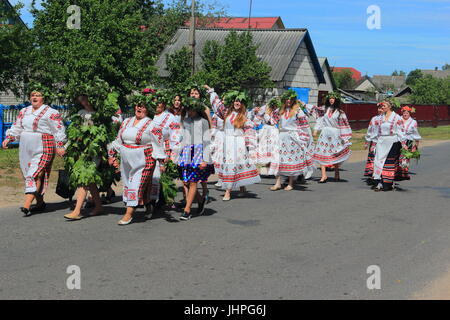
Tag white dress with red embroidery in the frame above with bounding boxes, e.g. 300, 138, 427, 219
208, 88, 228, 176
312, 108, 352, 166
367, 112, 407, 181
268, 107, 314, 177
6, 105, 66, 194
108, 116, 166, 207
257, 107, 281, 166
217, 111, 261, 190
149, 111, 177, 200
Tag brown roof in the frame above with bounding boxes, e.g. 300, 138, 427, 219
420, 69, 450, 79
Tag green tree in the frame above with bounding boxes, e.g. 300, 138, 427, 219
409, 75, 450, 105
194, 30, 273, 94
442, 63, 450, 71
332, 69, 356, 90
29, 0, 158, 105
165, 46, 192, 93
0, 2, 32, 96
406, 69, 423, 86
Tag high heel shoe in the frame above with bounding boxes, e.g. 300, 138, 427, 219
118, 217, 133, 226
318, 178, 328, 184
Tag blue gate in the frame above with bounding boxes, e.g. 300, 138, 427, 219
285, 87, 310, 104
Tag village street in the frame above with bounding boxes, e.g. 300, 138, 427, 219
0, 142, 449, 299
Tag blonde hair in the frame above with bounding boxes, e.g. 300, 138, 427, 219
225, 104, 247, 129
280, 101, 300, 119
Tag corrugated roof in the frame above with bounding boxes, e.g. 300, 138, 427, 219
156, 27, 325, 83
420, 69, 450, 79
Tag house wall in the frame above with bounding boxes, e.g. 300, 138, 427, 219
281, 42, 320, 105
318, 65, 334, 93
0, 90, 22, 106
355, 79, 376, 91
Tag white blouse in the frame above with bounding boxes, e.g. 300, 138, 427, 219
108, 116, 166, 159
367, 112, 406, 143
6, 104, 67, 147
403, 117, 422, 141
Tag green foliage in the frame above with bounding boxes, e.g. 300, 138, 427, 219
196, 31, 273, 94
29, 0, 159, 105
401, 149, 421, 160
392, 70, 406, 76
64, 80, 119, 188
332, 69, 356, 90
0, 2, 32, 96
409, 75, 450, 105
443, 64, 450, 71
166, 30, 273, 97
267, 97, 282, 109
165, 46, 193, 93
160, 160, 179, 205
280, 89, 298, 102
223, 90, 251, 107
184, 96, 206, 113
406, 69, 423, 86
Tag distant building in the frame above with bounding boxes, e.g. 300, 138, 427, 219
371, 75, 406, 94
185, 17, 285, 30
420, 69, 450, 79
156, 27, 332, 105
332, 67, 362, 81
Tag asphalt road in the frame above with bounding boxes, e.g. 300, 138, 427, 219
0, 142, 449, 300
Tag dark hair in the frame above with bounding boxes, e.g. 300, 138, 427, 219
169, 95, 183, 115
181, 108, 210, 128
325, 96, 341, 109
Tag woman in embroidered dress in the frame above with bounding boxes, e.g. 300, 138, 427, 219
2, 86, 66, 216
312, 92, 352, 183
204, 85, 227, 189
216, 91, 260, 201
395, 106, 422, 181
177, 97, 213, 220
268, 90, 313, 191
251, 97, 281, 176
108, 96, 167, 225
367, 101, 407, 192
147, 93, 178, 208
364, 104, 384, 185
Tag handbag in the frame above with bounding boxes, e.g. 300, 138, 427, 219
55, 169, 75, 200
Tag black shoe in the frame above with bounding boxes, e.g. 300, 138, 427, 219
30, 202, 46, 213
179, 211, 191, 221
318, 178, 328, 184
20, 207, 31, 217
198, 198, 206, 216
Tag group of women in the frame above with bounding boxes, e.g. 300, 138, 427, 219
2, 85, 421, 225
363, 101, 421, 191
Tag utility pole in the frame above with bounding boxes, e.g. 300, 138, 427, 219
189, 0, 196, 75
248, 0, 253, 29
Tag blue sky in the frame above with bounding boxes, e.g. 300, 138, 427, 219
11, 0, 450, 76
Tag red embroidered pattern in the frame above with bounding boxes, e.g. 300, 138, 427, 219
32, 106, 50, 132
135, 119, 152, 145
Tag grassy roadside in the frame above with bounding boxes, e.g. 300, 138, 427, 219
351, 125, 450, 151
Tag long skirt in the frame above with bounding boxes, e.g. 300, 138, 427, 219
211, 128, 224, 178
364, 141, 375, 177
120, 144, 156, 207
256, 125, 280, 165
269, 130, 312, 177
218, 135, 261, 190
312, 127, 351, 166
373, 136, 401, 189
395, 140, 414, 181
19, 132, 55, 194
